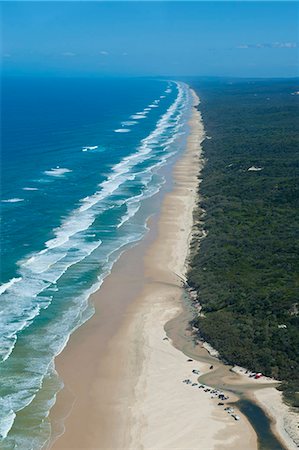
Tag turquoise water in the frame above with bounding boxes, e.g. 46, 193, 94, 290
0, 77, 192, 448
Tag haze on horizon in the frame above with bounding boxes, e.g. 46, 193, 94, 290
2, 1, 298, 78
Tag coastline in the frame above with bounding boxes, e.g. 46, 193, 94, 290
253, 389, 299, 450
166, 296, 298, 450
48, 87, 297, 450
49, 90, 257, 449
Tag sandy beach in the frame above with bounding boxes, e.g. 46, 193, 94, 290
253, 388, 299, 450
4, 6, 298, 450
50, 90, 257, 449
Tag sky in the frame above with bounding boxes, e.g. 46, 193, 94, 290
1, 1, 298, 78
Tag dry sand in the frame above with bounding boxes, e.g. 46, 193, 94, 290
50, 90, 257, 449
123, 93, 256, 450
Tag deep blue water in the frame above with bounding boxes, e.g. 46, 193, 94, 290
0, 76, 192, 448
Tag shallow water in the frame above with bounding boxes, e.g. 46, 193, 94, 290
237, 399, 285, 450
0, 76, 192, 448
165, 296, 287, 450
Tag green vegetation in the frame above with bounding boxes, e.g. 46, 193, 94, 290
187, 78, 299, 407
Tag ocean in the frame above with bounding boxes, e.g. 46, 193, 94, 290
0, 76, 192, 448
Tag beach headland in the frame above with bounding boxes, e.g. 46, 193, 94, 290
49, 89, 257, 449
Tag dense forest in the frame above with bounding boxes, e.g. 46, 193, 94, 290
186, 78, 299, 406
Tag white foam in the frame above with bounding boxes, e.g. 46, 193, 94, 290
2, 198, 24, 203
0, 235, 103, 363
82, 146, 98, 151
117, 201, 141, 229
22, 187, 39, 191
23, 251, 68, 274
160, 95, 166, 99
121, 121, 137, 126
44, 167, 72, 177
0, 81, 188, 365
0, 409, 16, 439
0, 277, 22, 295
148, 104, 158, 108
44, 213, 96, 249
248, 166, 263, 171
130, 114, 146, 119
114, 128, 131, 133
116, 162, 173, 232
0, 82, 191, 440
49, 82, 186, 234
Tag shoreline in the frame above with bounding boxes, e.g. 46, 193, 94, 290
50, 89, 257, 449
253, 389, 299, 449
48, 87, 297, 450
165, 296, 298, 450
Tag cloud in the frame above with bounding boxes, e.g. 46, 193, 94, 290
100, 50, 109, 55
237, 42, 298, 49
61, 52, 76, 57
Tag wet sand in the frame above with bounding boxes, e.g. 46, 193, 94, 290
50, 91, 257, 449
